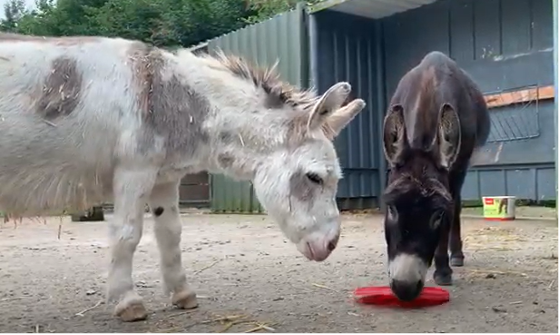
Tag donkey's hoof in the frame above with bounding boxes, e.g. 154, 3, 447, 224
172, 290, 198, 310
450, 256, 464, 267
114, 301, 148, 322
434, 272, 453, 286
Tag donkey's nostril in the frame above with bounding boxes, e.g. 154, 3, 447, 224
327, 232, 340, 252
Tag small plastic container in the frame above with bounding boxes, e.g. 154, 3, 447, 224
482, 196, 516, 221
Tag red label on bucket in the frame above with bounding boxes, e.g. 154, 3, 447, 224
484, 198, 494, 205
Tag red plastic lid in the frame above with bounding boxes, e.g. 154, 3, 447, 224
354, 286, 450, 308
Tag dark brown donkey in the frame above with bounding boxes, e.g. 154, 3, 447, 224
381, 51, 490, 301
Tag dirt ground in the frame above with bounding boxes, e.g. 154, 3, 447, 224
0, 212, 557, 333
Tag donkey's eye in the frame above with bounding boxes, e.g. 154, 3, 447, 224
387, 205, 398, 221
431, 210, 445, 229
306, 173, 323, 185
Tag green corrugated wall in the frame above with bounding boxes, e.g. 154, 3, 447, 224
206, 4, 308, 213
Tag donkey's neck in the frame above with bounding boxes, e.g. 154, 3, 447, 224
204, 112, 291, 181
172, 50, 293, 181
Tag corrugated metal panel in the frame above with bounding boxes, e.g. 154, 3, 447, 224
205, 5, 307, 213
311, 10, 383, 210
208, 7, 308, 86
311, 0, 438, 19
462, 164, 556, 201
210, 174, 263, 213
380, 0, 555, 201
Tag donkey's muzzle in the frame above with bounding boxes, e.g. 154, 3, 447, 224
390, 279, 424, 301
298, 226, 340, 262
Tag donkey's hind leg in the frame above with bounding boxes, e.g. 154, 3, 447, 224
149, 181, 198, 310
107, 166, 157, 322
449, 168, 468, 267
433, 220, 453, 286
449, 197, 464, 267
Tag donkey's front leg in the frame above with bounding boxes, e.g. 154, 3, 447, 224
108, 167, 156, 322
148, 181, 198, 310
433, 217, 453, 286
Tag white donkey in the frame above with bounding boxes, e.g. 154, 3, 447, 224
0, 33, 366, 321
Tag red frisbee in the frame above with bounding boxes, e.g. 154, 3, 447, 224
354, 286, 450, 308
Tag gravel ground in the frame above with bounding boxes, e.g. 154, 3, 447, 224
0, 212, 557, 333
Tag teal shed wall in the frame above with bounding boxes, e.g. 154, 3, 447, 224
205, 5, 308, 213
198, 0, 556, 214
311, 0, 556, 206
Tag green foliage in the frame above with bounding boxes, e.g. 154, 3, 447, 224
243, 0, 324, 24
0, 0, 26, 31
0, 0, 326, 48
85, 0, 249, 47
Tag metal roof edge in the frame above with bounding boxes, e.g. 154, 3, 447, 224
307, 0, 439, 20
308, 0, 349, 14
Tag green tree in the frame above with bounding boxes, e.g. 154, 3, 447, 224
87, 0, 249, 47
0, 0, 27, 31
1, 0, 252, 47
243, 0, 326, 24
0, 0, 328, 48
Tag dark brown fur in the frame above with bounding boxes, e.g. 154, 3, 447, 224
382, 51, 490, 297
127, 42, 211, 156
127, 42, 154, 116
146, 50, 211, 155
36, 57, 83, 119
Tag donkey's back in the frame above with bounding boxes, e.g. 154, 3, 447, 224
390, 51, 490, 164
0, 34, 145, 215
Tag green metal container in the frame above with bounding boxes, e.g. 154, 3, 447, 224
210, 174, 264, 213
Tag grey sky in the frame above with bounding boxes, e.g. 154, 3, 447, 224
0, 0, 37, 19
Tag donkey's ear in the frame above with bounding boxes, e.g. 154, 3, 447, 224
325, 98, 366, 138
382, 104, 407, 167
437, 103, 461, 169
307, 82, 352, 131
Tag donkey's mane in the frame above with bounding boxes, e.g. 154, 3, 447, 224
204, 50, 318, 111
200, 50, 347, 140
